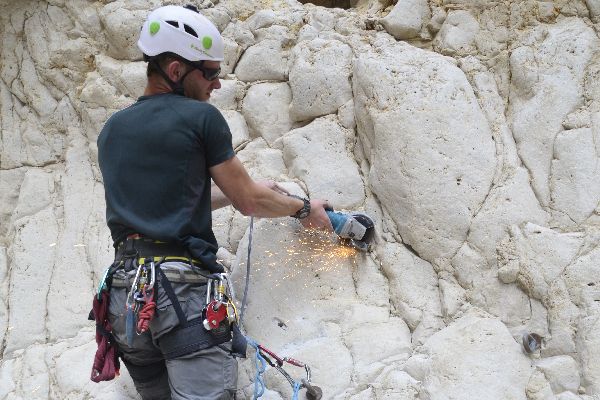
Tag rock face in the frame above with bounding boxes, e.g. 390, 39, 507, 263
354, 39, 496, 263
1, 1, 600, 400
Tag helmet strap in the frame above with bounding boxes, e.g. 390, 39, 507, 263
151, 58, 193, 96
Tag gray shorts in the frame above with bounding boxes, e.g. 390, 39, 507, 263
108, 261, 238, 400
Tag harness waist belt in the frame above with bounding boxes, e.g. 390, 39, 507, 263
111, 268, 209, 288
115, 236, 192, 261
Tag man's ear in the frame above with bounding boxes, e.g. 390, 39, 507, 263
165, 59, 185, 82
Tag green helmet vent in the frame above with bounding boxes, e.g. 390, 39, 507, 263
202, 36, 213, 50
149, 21, 160, 35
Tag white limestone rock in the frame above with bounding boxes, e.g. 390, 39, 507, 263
22, 9, 80, 103
303, 6, 343, 33
433, 10, 480, 56
221, 36, 243, 77
230, 217, 363, 357
344, 318, 412, 382
98, 1, 148, 61
0, 81, 64, 169
0, 357, 17, 398
222, 110, 250, 149
544, 279, 580, 357
94, 55, 147, 100
499, 223, 584, 301
427, 7, 447, 35
337, 99, 356, 130
536, 355, 581, 394
9, 169, 55, 233
551, 127, 600, 225
372, 368, 421, 400
237, 138, 287, 180
450, 242, 548, 335
0, 169, 26, 235
467, 168, 549, 265
80, 71, 131, 110
289, 38, 353, 122
209, 78, 246, 111
556, 392, 583, 400
203, 6, 232, 33
264, 336, 354, 398
222, 21, 256, 50
421, 315, 533, 400
14, 345, 51, 399
212, 206, 234, 251
234, 26, 292, 82
577, 313, 600, 394
46, 137, 97, 340
459, 57, 520, 174
281, 116, 365, 209
5, 207, 58, 356
438, 274, 467, 319
0, 247, 8, 355
244, 9, 277, 31
562, 109, 591, 130
377, 242, 441, 333
563, 244, 600, 310
586, 0, 600, 21
527, 369, 557, 400
380, 0, 431, 40
241, 82, 294, 145
510, 18, 599, 207
354, 40, 495, 263
350, 255, 389, 309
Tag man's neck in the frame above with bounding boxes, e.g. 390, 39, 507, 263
144, 75, 173, 96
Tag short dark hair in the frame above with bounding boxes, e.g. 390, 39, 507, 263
145, 52, 183, 77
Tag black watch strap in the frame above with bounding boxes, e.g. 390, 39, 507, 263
288, 195, 311, 219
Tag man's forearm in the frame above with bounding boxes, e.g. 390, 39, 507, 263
247, 184, 304, 217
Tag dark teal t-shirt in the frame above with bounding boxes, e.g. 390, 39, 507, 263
97, 93, 234, 257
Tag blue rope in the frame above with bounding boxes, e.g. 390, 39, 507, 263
246, 337, 266, 399
292, 381, 302, 400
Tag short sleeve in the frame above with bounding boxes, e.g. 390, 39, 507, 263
201, 105, 235, 167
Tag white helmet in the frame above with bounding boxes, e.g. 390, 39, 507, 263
138, 5, 224, 62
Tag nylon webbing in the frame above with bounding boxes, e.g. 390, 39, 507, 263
156, 266, 188, 326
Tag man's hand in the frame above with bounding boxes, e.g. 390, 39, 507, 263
300, 199, 333, 231
257, 180, 290, 196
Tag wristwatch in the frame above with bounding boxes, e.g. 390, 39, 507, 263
288, 194, 311, 219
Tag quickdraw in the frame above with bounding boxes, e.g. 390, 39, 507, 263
257, 344, 322, 400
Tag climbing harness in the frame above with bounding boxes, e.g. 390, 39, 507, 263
90, 235, 229, 382
239, 217, 323, 400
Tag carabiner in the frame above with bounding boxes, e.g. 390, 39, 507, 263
148, 260, 155, 287
126, 263, 143, 308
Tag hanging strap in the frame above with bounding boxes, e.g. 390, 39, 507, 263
156, 265, 188, 326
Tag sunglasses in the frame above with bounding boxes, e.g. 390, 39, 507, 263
188, 61, 221, 81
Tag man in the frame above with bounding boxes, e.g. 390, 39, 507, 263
96, 5, 332, 400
